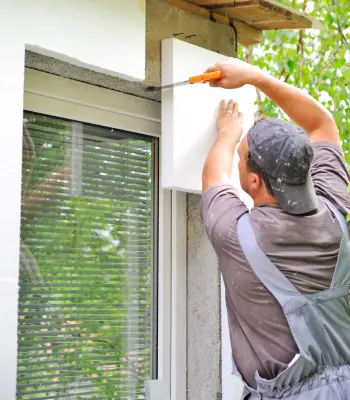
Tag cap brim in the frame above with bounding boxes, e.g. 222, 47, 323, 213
269, 173, 318, 215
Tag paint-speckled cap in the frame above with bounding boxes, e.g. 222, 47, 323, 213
247, 118, 318, 215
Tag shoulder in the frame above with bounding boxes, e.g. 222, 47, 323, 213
200, 183, 250, 256
312, 141, 347, 163
200, 184, 248, 236
310, 142, 350, 216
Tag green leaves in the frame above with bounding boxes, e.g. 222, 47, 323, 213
18, 113, 154, 399
287, 59, 295, 72
239, 0, 350, 166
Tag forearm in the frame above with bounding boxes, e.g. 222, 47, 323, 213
252, 72, 339, 144
202, 136, 237, 192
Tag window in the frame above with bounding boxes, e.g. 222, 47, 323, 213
17, 111, 158, 399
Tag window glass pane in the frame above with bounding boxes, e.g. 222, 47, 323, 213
17, 112, 157, 399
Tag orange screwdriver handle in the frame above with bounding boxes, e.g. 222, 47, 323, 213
188, 71, 222, 84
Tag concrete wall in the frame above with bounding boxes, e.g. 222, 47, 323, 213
9, 0, 238, 398
187, 195, 222, 400
146, 0, 236, 87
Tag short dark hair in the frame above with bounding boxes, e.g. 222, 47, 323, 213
246, 151, 274, 196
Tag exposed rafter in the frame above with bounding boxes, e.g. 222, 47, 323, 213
161, 0, 321, 46
162, 0, 262, 46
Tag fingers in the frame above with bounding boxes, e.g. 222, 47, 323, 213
233, 101, 239, 116
225, 100, 240, 117
205, 59, 230, 74
225, 99, 235, 115
219, 100, 226, 115
206, 64, 225, 87
216, 99, 244, 138
219, 99, 244, 119
205, 64, 219, 74
209, 80, 219, 87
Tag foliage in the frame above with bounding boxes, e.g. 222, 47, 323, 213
18, 113, 153, 399
239, 0, 350, 164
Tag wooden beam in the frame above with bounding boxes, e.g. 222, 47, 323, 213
190, 0, 251, 4
232, 20, 262, 46
188, 0, 320, 30
161, 0, 262, 46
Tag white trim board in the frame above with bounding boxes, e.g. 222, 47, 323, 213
170, 190, 187, 400
0, 44, 25, 400
24, 68, 161, 137
161, 38, 256, 194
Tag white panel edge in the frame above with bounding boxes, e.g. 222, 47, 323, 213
24, 68, 160, 122
161, 39, 176, 192
171, 191, 187, 400
24, 91, 160, 137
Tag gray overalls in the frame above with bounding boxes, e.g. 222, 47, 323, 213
235, 197, 350, 399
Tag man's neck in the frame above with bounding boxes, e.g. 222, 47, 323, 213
253, 194, 279, 208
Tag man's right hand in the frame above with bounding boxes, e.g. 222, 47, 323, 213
206, 58, 340, 146
205, 58, 263, 89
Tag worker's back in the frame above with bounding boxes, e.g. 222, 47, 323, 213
236, 197, 350, 399
200, 55, 350, 400
201, 142, 350, 389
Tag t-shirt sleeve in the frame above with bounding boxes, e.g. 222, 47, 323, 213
200, 183, 248, 252
311, 142, 350, 216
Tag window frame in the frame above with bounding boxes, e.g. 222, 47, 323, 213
21, 68, 187, 400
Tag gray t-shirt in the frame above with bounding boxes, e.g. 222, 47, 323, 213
200, 142, 350, 388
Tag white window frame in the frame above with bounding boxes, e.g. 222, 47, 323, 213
20, 68, 187, 400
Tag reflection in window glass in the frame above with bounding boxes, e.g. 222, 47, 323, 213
17, 112, 157, 399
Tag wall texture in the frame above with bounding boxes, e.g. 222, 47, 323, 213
1, 0, 146, 80
187, 195, 222, 400
146, 0, 236, 87
24, 1, 238, 399
25, 51, 161, 102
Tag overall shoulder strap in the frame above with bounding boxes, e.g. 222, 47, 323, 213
318, 196, 349, 236
318, 197, 350, 288
237, 213, 300, 308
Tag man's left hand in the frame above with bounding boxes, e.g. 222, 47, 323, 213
216, 100, 244, 146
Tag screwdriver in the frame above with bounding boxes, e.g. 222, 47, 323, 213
153, 71, 222, 90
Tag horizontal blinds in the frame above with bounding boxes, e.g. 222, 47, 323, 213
17, 112, 155, 400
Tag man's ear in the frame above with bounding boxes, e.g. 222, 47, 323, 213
250, 173, 261, 191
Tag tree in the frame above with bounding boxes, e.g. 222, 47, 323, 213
18, 113, 154, 399
239, 0, 350, 165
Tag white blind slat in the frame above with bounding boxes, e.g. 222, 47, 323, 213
17, 112, 156, 400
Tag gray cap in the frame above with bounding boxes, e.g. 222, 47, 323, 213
247, 118, 318, 215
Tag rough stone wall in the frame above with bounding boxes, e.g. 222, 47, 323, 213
146, 0, 236, 86
187, 194, 223, 400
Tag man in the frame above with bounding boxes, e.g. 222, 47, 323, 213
200, 58, 350, 399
